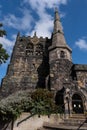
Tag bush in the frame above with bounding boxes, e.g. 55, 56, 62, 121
31, 89, 57, 115
0, 90, 32, 122
0, 89, 62, 123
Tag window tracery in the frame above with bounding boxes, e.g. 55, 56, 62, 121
26, 43, 33, 56
35, 44, 43, 55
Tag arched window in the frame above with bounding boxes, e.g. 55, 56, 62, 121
35, 44, 43, 55
26, 43, 33, 56
60, 51, 65, 58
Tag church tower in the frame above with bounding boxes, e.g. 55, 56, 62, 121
49, 8, 72, 91
0, 8, 87, 115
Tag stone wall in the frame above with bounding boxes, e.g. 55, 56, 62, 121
49, 59, 73, 91
13, 113, 63, 130
0, 35, 51, 99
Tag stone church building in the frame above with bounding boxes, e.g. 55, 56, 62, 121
1, 9, 87, 115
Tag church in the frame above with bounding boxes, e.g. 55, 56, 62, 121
0, 8, 87, 115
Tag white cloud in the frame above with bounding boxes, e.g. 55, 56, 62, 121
30, 13, 53, 38
3, 0, 68, 38
3, 8, 34, 31
22, 0, 68, 38
75, 38, 87, 50
60, 12, 66, 18
0, 35, 16, 54
23, 0, 68, 9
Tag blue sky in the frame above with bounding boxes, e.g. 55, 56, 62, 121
0, 0, 87, 84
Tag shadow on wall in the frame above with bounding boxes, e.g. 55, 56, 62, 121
36, 56, 50, 89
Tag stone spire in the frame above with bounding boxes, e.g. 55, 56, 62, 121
49, 8, 72, 62
51, 8, 72, 52
53, 8, 63, 34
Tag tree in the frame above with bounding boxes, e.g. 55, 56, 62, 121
0, 23, 9, 64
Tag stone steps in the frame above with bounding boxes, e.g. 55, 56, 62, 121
70, 114, 86, 119
60, 122, 87, 127
43, 122, 87, 130
63, 118, 87, 125
63, 114, 87, 125
39, 114, 87, 130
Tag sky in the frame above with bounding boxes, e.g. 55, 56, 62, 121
0, 0, 87, 84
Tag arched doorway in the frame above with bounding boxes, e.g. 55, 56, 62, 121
72, 93, 84, 113
55, 88, 65, 112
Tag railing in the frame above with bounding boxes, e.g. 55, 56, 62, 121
17, 113, 36, 127
77, 117, 87, 130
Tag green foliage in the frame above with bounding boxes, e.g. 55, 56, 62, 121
0, 23, 9, 64
31, 89, 56, 115
0, 23, 6, 37
0, 44, 9, 64
0, 90, 32, 122
0, 89, 62, 124
31, 89, 53, 102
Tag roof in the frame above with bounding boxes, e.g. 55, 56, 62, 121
74, 64, 87, 71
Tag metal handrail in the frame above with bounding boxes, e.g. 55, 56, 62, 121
17, 113, 36, 127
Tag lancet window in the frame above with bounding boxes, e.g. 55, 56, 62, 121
60, 51, 65, 59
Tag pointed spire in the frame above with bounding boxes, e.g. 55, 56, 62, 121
49, 8, 72, 62
54, 7, 60, 21
51, 8, 72, 52
53, 7, 63, 34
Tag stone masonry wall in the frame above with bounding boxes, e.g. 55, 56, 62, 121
50, 59, 73, 91
13, 113, 63, 130
0, 36, 51, 99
